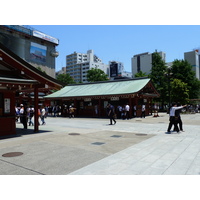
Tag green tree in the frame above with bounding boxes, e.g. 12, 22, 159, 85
170, 78, 189, 104
149, 51, 168, 106
87, 68, 108, 82
135, 71, 147, 78
56, 73, 75, 86
37, 67, 46, 74
171, 60, 200, 99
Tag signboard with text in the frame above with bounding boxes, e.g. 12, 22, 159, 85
33, 31, 59, 45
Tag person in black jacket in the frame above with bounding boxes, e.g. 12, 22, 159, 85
167, 102, 186, 134
107, 103, 116, 125
173, 102, 184, 132
19, 104, 27, 129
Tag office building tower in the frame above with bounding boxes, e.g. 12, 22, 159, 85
0, 25, 59, 78
66, 50, 109, 83
109, 61, 132, 80
184, 50, 200, 79
131, 51, 166, 77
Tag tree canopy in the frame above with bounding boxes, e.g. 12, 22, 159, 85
149, 51, 168, 105
149, 53, 200, 106
170, 78, 189, 104
86, 68, 108, 82
56, 73, 75, 86
134, 71, 147, 78
171, 59, 200, 99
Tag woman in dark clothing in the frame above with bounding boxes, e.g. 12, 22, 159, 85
107, 103, 116, 125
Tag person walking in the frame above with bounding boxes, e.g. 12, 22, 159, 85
69, 105, 76, 118
52, 105, 57, 117
40, 106, 46, 125
15, 106, 20, 122
133, 105, 137, 118
117, 105, 122, 119
121, 105, 126, 120
19, 104, 27, 129
141, 104, 146, 118
125, 103, 130, 120
62, 104, 68, 117
107, 103, 116, 125
173, 102, 184, 132
28, 105, 34, 126
94, 104, 99, 117
166, 102, 186, 134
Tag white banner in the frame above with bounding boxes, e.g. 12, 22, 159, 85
33, 30, 59, 44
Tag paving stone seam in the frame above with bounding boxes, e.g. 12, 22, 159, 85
0, 158, 45, 175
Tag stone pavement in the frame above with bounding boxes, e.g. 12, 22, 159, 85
0, 112, 200, 175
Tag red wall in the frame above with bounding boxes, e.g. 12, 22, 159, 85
0, 90, 16, 137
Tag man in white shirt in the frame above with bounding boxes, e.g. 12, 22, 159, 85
166, 102, 187, 134
41, 106, 46, 125
125, 104, 130, 120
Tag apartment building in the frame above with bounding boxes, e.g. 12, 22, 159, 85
66, 50, 109, 83
184, 50, 200, 79
131, 51, 166, 77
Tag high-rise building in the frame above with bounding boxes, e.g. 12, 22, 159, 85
0, 25, 59, 78
109, 61, 132, 80
184, 50, 200, 79
109, 61, 124, 77
131, 51, 166, 77
66, 50, 109, 83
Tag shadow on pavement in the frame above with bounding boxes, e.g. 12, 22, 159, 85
0, 128, 52, 140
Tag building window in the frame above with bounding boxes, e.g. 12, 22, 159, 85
137, 56, 141, 72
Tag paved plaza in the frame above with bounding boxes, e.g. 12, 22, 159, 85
0, 112, 200, 175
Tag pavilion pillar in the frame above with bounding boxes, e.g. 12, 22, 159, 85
34, 85, 39, 132
135, 97, 139, 117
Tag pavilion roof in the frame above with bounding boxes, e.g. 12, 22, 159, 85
45, 78, 159, 99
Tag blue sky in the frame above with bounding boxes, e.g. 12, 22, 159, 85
3, 1, 200, 74
31, 25, 200, 73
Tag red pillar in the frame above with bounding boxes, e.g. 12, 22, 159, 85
34, 86, 39, 132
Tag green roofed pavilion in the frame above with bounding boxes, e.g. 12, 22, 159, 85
46, 78, 158, 98
45, 78, 159, 118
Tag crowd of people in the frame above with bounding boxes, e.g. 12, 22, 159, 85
106, 103, 147, 125
115, 104, 146, 119
185, 104, 200, 113
15, 104, 47, 129
15, 104, 77, 129
15, 103, 149, 129
15, 102, 200, 132
107, 102, 200, 132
